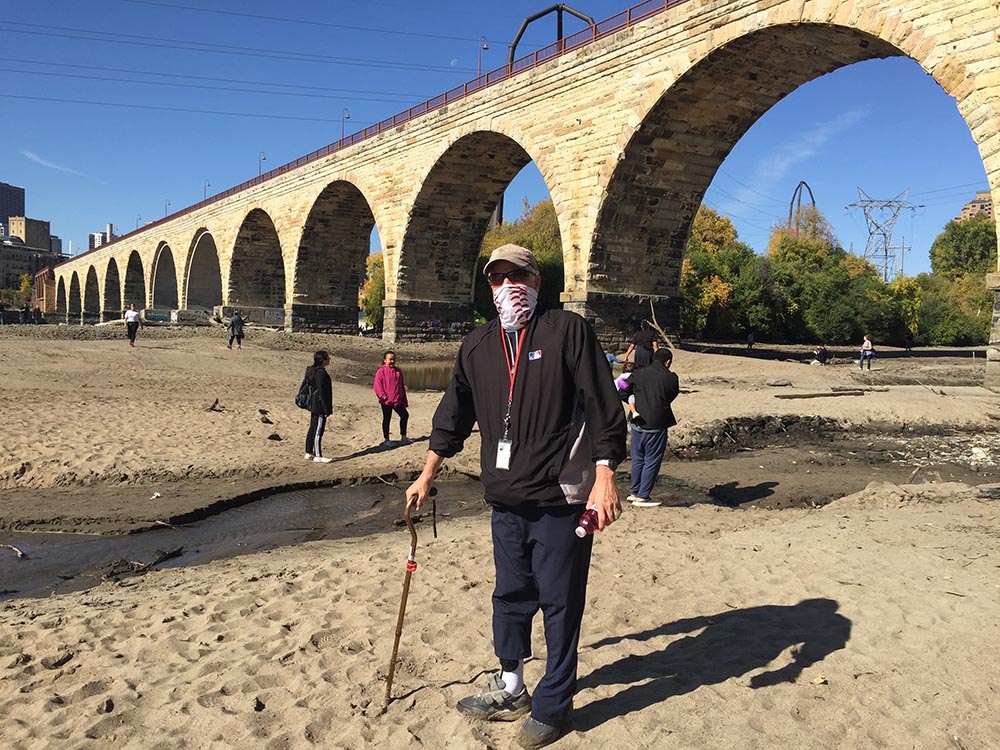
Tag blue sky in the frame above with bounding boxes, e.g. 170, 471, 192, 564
1, 0, 989, 277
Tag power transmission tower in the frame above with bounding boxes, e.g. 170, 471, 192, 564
845, 189, 921, 282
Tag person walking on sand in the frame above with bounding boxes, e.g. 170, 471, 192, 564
622, 319, 659, 367
407, 244, 626, 749
303, 350, 334, 463
227, 311, 245, 350
374, 350, 410, 446
123, 303, 141, 347
624, 348, 679, 507
860, 335, 876, 371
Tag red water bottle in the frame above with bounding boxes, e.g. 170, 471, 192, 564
575, 507, 599, 538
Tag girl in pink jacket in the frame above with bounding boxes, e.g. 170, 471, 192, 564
374, 350, 409, 446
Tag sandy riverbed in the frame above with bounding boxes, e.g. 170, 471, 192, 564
1, 325, 999, 748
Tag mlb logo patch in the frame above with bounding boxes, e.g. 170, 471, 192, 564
528, 349, 543, 360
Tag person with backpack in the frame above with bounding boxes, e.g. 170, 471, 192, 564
300, 350, 333, 463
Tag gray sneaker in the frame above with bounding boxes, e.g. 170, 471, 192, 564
456, 674, 530, 721
517, 716, 566, 748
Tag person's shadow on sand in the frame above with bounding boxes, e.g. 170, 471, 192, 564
708, 480, 778, 506
576, 598, 851, 730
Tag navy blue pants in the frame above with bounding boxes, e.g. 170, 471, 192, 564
630, 427, 667, 499
491, 503, 593, 726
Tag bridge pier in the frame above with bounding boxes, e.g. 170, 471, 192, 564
81, 312, 100, 326
382, 299, 474, 342
560, 291, 680, 351
287, 303, 358, 334
986, 273, 1000, 393
100, 310, 121, 324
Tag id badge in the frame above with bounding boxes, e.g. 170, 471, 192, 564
496, 439, 513, 470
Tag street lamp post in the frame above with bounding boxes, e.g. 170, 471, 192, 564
204, 179, 211, 200
478, 36, 489, 78
136, 214, 141, 230
258, 151, 267, 177
164, 200, 170, 218
342, 108, 351, 141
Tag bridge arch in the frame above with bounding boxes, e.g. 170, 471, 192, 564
586, 23, 912, 334
104, 258, 122, 318
152, 242, 179, 309
393, 130, 561, 336
123, 250, 147, 309
83, 266, 101, 323
229, 208, 286, 309
185, 229, 223, 310
68, 272, 82, 322
56, 277, 67, 319
292, 181, 376, 332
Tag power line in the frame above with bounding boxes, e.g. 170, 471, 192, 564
14, 57, 431, 99
2, 66, 421, 105
716, 168, 786, 206
6, 93, 376, 124
117, 0, 480, 43
1, 21, 476, 74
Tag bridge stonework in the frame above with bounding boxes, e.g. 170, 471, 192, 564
53, 0, 1000, 389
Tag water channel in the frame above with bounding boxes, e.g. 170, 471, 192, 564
0, 481, 488, 601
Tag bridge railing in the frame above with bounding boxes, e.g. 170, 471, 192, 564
59, 0, 689, 268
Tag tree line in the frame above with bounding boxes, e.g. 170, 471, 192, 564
361, 198, 996, 346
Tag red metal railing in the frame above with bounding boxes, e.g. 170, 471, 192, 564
59, 0, 690, 269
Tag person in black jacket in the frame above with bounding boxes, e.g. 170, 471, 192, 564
407, 244, 626, 750
625, 347, 679, 507
303, 350, 333, 463
227, 311, 245, 350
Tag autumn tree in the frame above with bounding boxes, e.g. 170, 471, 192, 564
360, 252, 385, 328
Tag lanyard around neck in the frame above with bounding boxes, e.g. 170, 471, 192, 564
500, 327, 528, 438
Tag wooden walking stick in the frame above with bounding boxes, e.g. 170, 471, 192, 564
384, 486, 436, 708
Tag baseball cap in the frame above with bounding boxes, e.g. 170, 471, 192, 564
483, 244, 540, 276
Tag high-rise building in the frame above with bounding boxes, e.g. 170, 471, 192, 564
957, 191, 994, 221
0, 182, 25, 225
7, 217, 50, 252
89, 232, 106, 250
50, 235, 62, 254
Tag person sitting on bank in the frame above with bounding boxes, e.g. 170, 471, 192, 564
810, 345, 829, 365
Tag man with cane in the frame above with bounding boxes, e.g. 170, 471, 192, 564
406, 244, 626, 749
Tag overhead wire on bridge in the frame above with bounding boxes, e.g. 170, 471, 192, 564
1, 66, 426, 106
1, 21, 478, 74
116, 0, 485, 43
11, 58, 433, 100
6, 94, 376, 124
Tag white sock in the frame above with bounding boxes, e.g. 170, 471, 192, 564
501, 660, 525, 695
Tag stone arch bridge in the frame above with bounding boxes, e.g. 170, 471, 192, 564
53, 0, 1000, 386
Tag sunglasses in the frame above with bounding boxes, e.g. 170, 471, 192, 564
487, 269, 536, 286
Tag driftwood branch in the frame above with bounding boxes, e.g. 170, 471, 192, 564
774, 391, 866, 399
1, 544, 26, 559
644, 299, 677, 349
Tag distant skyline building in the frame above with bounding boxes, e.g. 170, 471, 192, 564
50, 235, 62, 254
956, 191, 993, 221
88, 222, 117, 250
0, 182, 26, 226
7, 216, 50, 252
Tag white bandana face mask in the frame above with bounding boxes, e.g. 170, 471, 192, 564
492, 283, 538, 331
